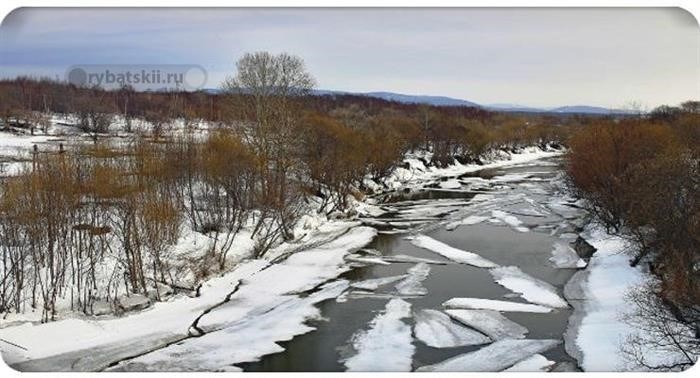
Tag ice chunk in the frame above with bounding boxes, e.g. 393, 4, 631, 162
443, 298, 552, 313
414, 309, 490, 348
445, 309, 528, 339
416, 338, 560, 372
406, 235, 497, 268
395, 263, 430, 296
445, 215, 489, 230
439, 179, 461, 189
351, 275, 408, 291
503, 353, 555, 372
382, 254, 449, 265
345, 254, 391, 265
490, 210, 529, 232
460, 215, 490, 225
343, 299, 414, 371
490, 266, 568, 308
113, 280, 349, 371
549, 242, 587, 268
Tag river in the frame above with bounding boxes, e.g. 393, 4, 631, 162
241, 155, 585, 371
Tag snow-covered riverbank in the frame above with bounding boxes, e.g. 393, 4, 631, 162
563, 223, 664, 372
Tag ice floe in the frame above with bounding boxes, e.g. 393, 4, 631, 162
490, 266, 568, 308
416, 338, 560, 372
445, 215, 490, 230
445, 309, 528, 339
343, 298, 414, 371
395, 263, 430, 296
406, 234, 497, 268
503, 353, 555, 372
414, 309, 490, 348
549, 242, 587, 269
351, 275, 408, 291
490, 210, 529, 232
382, 254, 449, 265
438, 178, 461, 189
344, 254, 391, 266
442, 297, 552, 313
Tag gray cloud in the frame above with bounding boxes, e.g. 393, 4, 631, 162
1, 7, 698, 108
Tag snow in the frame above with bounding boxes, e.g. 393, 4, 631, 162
343, 298, 414, 372
1, 226, 377, 370
394, 263, 430, 296
490, 266, 568, 308
503, 353, 555, 372
442, 297, 552, 313
574, 225, 647, 371
405, 234, 497, 268
416, 338, 560, 372
445, 309, 528, 340
351, 275, 408, 291
111, 280, 349, 371
490, 210, 529, 232
414, 309, 490, 348
195, 227, 377, 328
549, 242, 587, 269
383, 147, 562, 192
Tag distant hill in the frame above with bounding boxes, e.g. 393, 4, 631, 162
359, 91, 481, 107
549, 105, 630, 114
210, 88, 629, 115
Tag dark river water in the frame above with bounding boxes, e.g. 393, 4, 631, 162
242, 156, 585, 372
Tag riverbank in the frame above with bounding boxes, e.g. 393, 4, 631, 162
563, 223, 658, 372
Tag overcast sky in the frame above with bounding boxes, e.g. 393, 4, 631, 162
1, 7, 698, 108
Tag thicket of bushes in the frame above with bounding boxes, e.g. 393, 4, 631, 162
566, 101, 700, 369
0, 52, 572, 321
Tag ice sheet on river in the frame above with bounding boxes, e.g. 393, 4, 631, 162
350, 275, 408, 291
406, 234, 497, 268
414, 309, 490, 348
394, 263, 430, 296
111, 280, 349, 371
490, 266, 568, 308
549, 242, 587, 268
443, 297, 552, 313
445, 309, 528, 339
343, 298, 414, 371
416, 338, 560, 372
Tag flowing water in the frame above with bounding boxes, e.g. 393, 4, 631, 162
243, 156, 587, 372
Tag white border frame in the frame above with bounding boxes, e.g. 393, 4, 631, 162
0, 1, 698, 377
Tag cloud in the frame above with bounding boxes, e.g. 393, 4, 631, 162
1, 7, 698, 108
